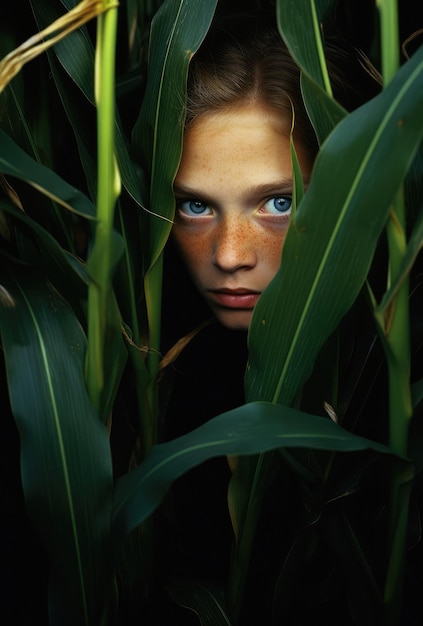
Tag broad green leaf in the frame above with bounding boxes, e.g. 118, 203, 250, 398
0, 194, 127, 416
111, 401, 392, 541
277, 0, 346, 142
131, 0, 217, 388
0, 129, 96, 219
235, 35, 423, 623
246, 43, 423, 406
132, 0, 217, 268
290, 134, 305, 213
278, 0, 332, 91
31, 0, 96, 100
300, 72, 347, 143
0, 69, 52, 166
31, 0, 145, 205
0, 198, 90, 295
0, 264, 115, 626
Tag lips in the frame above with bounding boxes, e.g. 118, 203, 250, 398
207, 288, 261, 309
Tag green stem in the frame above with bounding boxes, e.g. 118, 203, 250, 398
86, 1, 120, 414
382, 191, 413, 625
385, 190, 412, 457
374, 4, 413, 622
377, 0, 400, 85
384, 462, 414, 625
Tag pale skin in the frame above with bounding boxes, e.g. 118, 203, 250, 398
172, 102, 313, 331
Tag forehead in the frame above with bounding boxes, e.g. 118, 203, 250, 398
183, 102, 292, 148
175, 103, 312, 192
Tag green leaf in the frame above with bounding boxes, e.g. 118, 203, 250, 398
0, 129, 96, 219
111, 401, 392, 541
278, 0, 332, 91
31, 0, 96, 102
234, 35, 423, 624
132, 0, 218, 268
277, 0, 346, 143
130, 0, 217, 395
300, 72, 347, 143
246, 43, 423, 406
31, 0, 146, 205
0, 197, 89, 297
0, 265, 115, 626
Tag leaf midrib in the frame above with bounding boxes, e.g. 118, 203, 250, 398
272, 56, 423, 404
16, 278, 88, 621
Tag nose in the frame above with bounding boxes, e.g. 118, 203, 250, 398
212, 215, 257, 273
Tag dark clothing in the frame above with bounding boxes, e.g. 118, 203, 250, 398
159, 321, 247, 585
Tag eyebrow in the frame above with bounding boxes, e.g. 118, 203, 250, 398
245, 181, 295, 196
246, 178, 311, 197
173, 180, 308, 199
173, 183, 202, 196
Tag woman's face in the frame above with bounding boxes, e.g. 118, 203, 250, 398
172, 103, 313, 331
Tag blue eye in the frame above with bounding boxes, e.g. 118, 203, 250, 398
177, 199, 212, 217
262, 196, 292, 216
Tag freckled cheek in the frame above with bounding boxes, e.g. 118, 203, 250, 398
257, 228, 287, 272
172, 224, 287, 276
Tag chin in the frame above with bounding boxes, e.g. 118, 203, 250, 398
214, 309, 252, 332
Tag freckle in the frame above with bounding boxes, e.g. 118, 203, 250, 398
262, 319, 266, 325
398, 119, 404, 127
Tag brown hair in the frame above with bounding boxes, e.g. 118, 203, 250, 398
185, 11, 381, 155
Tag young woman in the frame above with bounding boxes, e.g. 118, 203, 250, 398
168, 10, 377, 333
159, 9, 381, 625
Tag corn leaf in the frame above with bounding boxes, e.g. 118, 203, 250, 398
131, 0, 217, 266
0, 264, 114, 626
131, 0, 217, 386
0, 129, 96, 218
246, 42, 423, 405
233, 27, 423, 624
31, 0, 145, 205
0, 198, 90, 293
111, 401, 392, 542
132, 0, 217, 253
277, 0, 346, 143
